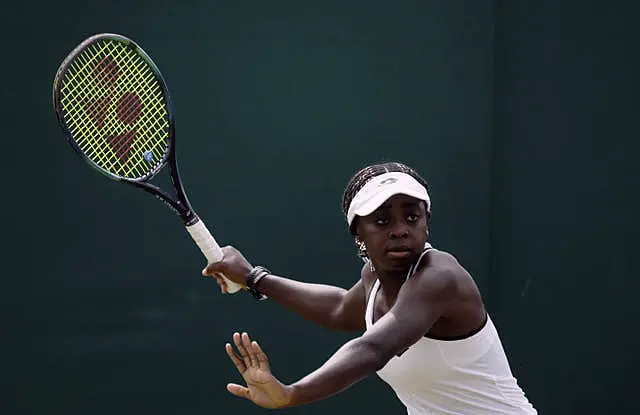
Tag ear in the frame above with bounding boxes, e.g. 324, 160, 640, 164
424, 202, 432, 222
349, 217, 361, 236
424, 207, 432, 237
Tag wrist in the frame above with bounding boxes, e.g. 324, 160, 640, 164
281, 384, 298, 408
245, 266, 270, 300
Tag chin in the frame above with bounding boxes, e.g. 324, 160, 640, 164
384, 256, 416, 272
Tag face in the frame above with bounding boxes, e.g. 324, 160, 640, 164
355, 194, 429, 272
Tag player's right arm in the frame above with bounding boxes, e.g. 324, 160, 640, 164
202, 246, 366, 332
257, 274, 366, 331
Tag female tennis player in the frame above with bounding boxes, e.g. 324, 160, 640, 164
202, 162, 537, 414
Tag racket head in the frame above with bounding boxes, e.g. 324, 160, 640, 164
53, 33, 174, 182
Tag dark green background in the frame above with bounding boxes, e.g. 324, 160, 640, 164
2, 1, 638, 414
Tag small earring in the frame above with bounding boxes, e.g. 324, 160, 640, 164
355, 238, 366, 253
355, 238, 375, 272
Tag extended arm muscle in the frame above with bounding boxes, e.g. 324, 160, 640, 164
257, 273, 365, 332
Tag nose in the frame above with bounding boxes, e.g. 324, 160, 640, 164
389, 221, 409, 239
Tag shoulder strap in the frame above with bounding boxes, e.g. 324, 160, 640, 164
406, 242, 433, 281
364, 278, 380, 328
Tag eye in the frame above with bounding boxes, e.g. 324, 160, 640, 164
407, 214, 420, 223
375, 218, 389, 226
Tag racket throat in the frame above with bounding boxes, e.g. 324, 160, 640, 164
181, 208, 199, 226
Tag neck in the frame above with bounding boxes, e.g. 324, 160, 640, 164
372, 266, 407, 298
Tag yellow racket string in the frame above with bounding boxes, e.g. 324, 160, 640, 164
59, 38, 169, 179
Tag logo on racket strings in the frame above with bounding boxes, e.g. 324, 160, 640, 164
84, 55, 144, 164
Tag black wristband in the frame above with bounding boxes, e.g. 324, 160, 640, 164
245, 266, 270, 301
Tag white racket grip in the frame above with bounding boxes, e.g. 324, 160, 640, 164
186, 219, 243, 294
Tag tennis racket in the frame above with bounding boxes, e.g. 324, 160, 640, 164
52, 33, 242, 294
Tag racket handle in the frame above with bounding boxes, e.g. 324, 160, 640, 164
186, 219, 243, 294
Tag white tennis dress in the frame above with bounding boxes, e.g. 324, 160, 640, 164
364, 246, 537, 414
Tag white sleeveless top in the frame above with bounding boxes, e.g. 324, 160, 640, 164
364, 246, 537, 415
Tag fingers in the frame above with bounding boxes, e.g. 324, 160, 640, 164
201, 246, 233, 276
232, 332, 250, 368
241, 332, 258, 367
200, 264, 229, 293
215, 274, 228, 293
201, 265, 226, 293
228, 332, 266, 370
233, 332, 255, 368
251, 340, 270, 370
227, 383, 250, 400
225, 343, 246, 374
202, 264, 222, 277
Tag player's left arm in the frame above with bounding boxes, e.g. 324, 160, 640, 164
286, 261, 458, 407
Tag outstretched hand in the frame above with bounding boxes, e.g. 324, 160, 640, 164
225, 332, 294, 409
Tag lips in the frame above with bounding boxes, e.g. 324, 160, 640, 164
386, 245, 412, 253
386, 246, 413, 259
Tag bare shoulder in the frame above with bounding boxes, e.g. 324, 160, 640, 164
411, 249, 471, 295
418, 248, 483, 302
424, 249, 465, 272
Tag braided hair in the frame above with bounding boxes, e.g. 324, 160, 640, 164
341, 162, 430, 235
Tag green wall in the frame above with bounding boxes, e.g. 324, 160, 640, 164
489, 1, 640, 413
1, 1, 637, 414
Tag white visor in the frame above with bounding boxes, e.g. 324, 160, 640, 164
346, 172, 430, 226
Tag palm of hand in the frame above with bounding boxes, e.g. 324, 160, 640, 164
226, 332, 292, 409
241, 364, 287, 407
